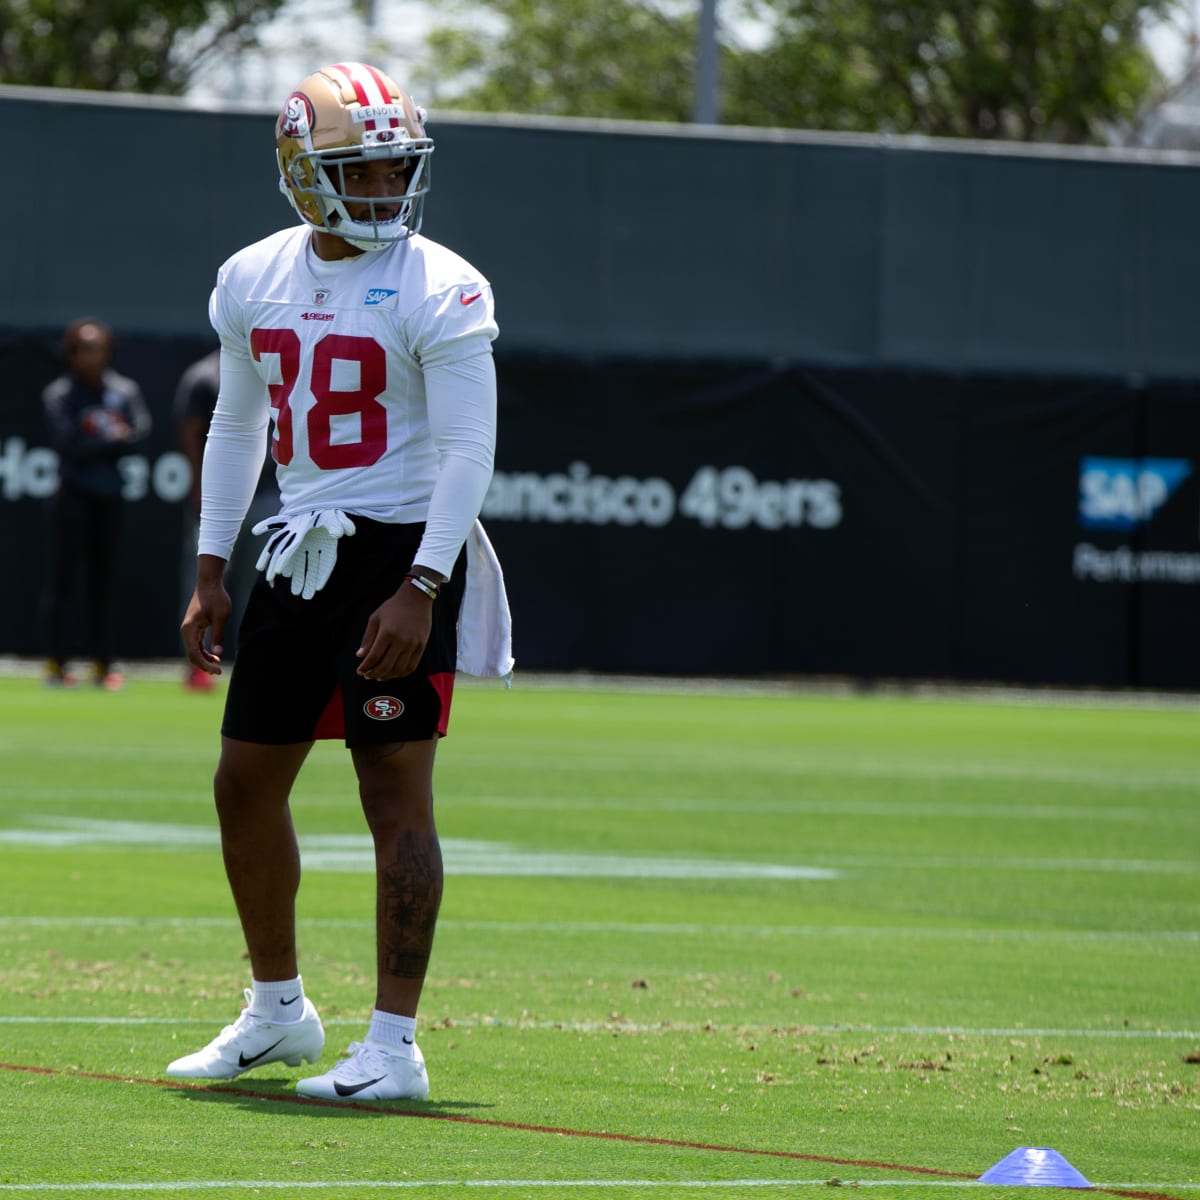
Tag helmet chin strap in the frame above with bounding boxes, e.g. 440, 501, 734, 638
329, 206, 411, 250
343, 235, 394, 253
279, 163, 423, 249
320, 169, 416, 248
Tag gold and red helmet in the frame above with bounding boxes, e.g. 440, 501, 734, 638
275, 62, 432, 251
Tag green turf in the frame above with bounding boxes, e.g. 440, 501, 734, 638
0, 673, 1196, 1198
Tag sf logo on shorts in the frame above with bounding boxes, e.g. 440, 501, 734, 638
364, 696, 405, 721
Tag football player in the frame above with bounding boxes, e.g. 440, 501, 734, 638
169, 62, 507, 1102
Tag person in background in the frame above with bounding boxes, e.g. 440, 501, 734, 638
41, 317, 151, 690
175, 348, 278, 691
170, 61, 512, 1102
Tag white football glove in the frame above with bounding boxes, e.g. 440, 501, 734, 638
252, 510, 357, 600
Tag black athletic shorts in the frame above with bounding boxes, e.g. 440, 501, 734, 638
222, 518, 466, 747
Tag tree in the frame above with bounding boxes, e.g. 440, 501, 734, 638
418, 0, 708, 122
419, 0, 1181, 144
0, 0, 289, 94
728, 0, 1179, 141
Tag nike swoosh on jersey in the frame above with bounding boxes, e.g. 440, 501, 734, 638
460, 291, 483, 305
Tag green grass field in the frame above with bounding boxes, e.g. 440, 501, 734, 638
0, 670, 1196, 1199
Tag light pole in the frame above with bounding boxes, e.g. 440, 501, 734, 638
693, 0, 720, 124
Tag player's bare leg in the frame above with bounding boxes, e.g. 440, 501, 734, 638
165, 737, 323, 1080
294, 738, 439, 1100
214, 737, 313, 980
352, 738, 442, 1017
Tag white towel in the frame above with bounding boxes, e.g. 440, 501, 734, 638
457, 519, 515, 686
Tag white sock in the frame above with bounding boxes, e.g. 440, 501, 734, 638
367, 1009, 418, 1058
250, 976, 306, 1023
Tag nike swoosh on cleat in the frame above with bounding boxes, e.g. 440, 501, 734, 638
280, 995, 300, 1006
238, 1038, 285, 1068
334, 1076, 387, 1097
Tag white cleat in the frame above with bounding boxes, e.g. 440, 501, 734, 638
166, 989, 325, 1080
295, 1039, 429, 1101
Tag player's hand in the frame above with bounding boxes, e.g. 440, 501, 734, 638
181, 568, 231, 675
356, 585, 433, 680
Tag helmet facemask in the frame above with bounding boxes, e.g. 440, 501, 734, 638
280, 137, 432, 251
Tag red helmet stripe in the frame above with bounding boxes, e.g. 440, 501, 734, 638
331, 61, 401, 130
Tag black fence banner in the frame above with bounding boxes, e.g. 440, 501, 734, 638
4, 334, 1200, 687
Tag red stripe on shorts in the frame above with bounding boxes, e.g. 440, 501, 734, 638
312, 684, 345, 741
430, 671, 455, 737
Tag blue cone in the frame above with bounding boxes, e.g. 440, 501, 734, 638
979, 1147, 1091, 1188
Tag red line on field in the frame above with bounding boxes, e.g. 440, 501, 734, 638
0, 1063, 1185, 1200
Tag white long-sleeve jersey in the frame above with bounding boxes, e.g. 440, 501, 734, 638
198, 224, 499, 578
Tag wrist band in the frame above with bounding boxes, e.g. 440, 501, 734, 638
406, 574, 440, 600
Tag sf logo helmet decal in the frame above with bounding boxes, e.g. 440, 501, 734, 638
278, 93, 313, 138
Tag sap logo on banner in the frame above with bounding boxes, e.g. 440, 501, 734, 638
1078, 457, 1192, 531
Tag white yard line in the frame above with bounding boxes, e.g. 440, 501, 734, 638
1, 817, 1197, 876
1, 915, 1196, 943
1, 1015, 1196, 1038
0, 1180, 1196, 1193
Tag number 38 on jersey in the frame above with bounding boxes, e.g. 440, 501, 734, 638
251, 328, 388, 470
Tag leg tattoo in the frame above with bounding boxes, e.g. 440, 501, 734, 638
380, 829, 443, 980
